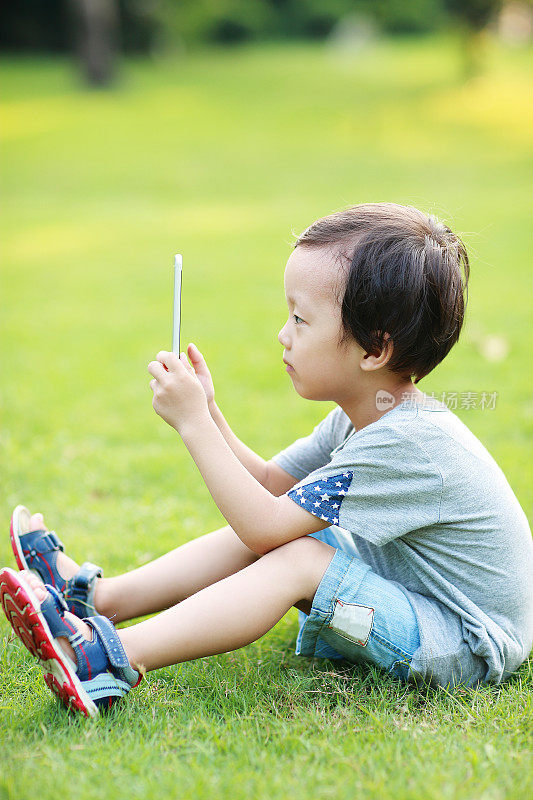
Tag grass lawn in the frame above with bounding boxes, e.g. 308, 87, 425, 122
1, 33, 532, 800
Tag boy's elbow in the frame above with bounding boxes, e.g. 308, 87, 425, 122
241, 526, 284, 556
240, 496, 300, 555
245, 533, 277, 556
253, 539, 278, 556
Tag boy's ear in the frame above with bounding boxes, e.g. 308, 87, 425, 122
360, 332, 394, 372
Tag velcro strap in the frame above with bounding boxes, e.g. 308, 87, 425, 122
71, 562, 103, 591
23, 529, 65, 554
86, 615, 129, 669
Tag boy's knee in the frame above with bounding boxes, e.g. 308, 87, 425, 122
270, 535, 336, 590
287, 534, 335, 556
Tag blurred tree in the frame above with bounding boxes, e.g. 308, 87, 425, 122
156, 0, 275, 46
0, 0, 159, 57
443, 0, 504, 77
68, 0, 119, 86
1, 0, 504, 61
155, 0, 449, 46
0, 0, 69, 51
353, 0, 447, 34
444, 0, 503, 28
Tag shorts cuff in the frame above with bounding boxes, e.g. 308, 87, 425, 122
295, 548, 371, 658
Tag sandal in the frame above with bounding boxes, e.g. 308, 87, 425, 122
10, 505, 102, 618
0, 567, 142, 717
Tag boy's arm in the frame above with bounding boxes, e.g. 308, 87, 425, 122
187, 345, 299, 496
209, 401, 299, 496
148, 351, 322, 551
180, 414, 330, 554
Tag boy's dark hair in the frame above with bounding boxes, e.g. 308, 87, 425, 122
294, 203, 470, 384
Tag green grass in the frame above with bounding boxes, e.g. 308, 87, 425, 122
1, 34, 532, 800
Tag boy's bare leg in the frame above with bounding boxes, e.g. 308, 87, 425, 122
95, 526, 261, 621
119, 536, 334, 670
23, 536, 335, 672
30, 513, 260, 622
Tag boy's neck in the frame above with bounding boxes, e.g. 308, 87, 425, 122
338, 380, 425, 432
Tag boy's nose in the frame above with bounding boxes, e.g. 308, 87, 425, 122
278, 325, 289, 346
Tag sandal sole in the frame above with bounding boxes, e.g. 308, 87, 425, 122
10, 505, 30, 572
0, 567, 98, 718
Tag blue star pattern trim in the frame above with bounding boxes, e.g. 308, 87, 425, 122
287, 472, 354, 525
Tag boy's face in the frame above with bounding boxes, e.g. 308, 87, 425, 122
278, 245, 367, 402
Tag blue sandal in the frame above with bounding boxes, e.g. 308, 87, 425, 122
0, 567, 142, 717
10, 505, 102, 618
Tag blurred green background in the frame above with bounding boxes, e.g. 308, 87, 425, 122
1, 3, 532, 799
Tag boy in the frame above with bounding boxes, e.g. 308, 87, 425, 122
3, 203, 532, 716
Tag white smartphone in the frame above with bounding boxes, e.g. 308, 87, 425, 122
172, 253, 182, 355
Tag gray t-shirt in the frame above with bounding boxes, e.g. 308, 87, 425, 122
272, 399, 533, 687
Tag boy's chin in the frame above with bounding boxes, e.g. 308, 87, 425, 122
293, 382, 333, 403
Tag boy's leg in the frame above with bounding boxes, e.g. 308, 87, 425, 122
118, 535, 335, 671
30, 535, 335, 672
29, 513, 261, 623
94, 526, 261, 622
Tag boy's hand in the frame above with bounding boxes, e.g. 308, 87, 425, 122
187, 343, 216, 409
148, 350, 209, 434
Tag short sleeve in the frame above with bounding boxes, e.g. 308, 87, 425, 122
271, 406, 352, 481
285, 427, 443, 546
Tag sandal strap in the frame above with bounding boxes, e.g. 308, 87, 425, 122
22, 529, 64, 560
71, 562, 103, 591
64, 562, 103, 618
86, 615, 129, 669
44, 582, 69, 612
18, 529, 102, 618
83, 616, 140, 688
41, 583, 78, 641
19, 529, 66, 592
40, 586, 139, 686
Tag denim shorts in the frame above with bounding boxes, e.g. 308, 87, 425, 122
296, 526, 421, 682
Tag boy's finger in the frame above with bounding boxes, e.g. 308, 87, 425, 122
148, 361, 167, 380
180, 352, 196, 374
188, 344, 207, 369
156, 351, 180, 371
156, 350, 177, 364
187, 343, 202, 361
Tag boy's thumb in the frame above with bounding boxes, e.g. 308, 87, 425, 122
188, 343, 203, 362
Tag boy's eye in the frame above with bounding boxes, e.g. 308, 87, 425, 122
293, 314, 303, 325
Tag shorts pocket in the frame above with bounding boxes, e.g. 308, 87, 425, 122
327, 599, 374, 646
